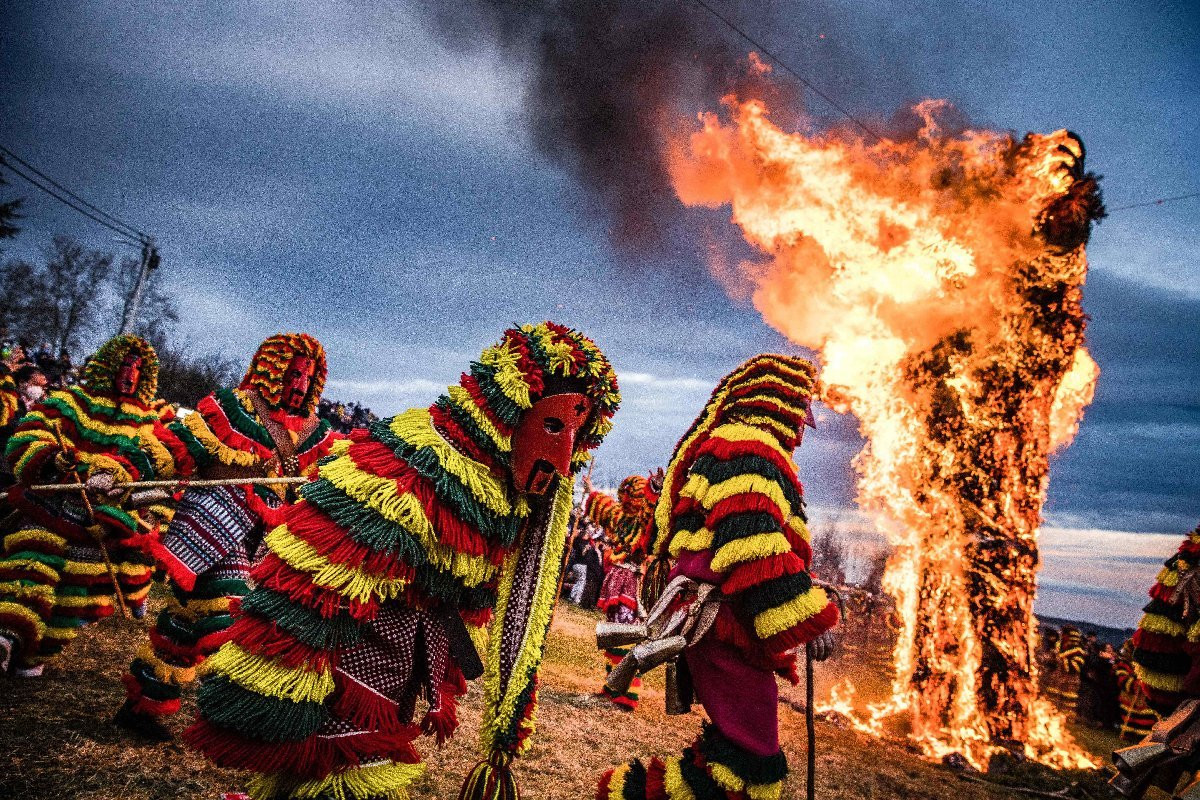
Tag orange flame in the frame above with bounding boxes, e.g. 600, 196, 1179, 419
668, 60, 1101, 770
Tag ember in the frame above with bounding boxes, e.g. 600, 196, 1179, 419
666, 60, 1105, 770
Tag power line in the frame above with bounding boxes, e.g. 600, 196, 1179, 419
0, 144, 151, 242
686, 0, 884, 143
1108, 192, 1200, 212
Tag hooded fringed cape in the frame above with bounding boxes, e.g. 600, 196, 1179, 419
585, 474, 658, 568
1131, 524, 1200, 716
187, 322, 619, 800
600, 354, 836, 800
0, 336, 179, 666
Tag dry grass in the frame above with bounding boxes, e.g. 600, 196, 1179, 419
0, 601, 1123, 799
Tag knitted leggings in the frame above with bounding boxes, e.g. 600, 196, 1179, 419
122, 573, 248, 717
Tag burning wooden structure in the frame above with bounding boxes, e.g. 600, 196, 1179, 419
666, 70, 1105, 769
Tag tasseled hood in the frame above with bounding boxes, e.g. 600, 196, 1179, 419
653, 354, 817, 556
239, 333, 327, 418
80, 334, 159, 405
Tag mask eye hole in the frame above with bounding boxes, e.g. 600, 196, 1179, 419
544, 417, 564, 434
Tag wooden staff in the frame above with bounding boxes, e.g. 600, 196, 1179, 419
50, 422, 130, 620
14, 476, 311, 493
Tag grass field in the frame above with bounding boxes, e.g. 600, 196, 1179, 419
0, 601, 1126, 799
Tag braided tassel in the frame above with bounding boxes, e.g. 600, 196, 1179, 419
458, 749, 519, 800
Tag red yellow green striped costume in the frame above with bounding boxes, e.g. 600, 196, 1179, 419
121, 333, 336, 724
600, 354, 838, 800
186, 323, 619, 800
1131, 524, 1200, 717
1044, 626, 1085, 705
0, 370, 18, 429
586, 474, 659, 710
0, 335, 178, 669
1115, 643, 1157, 741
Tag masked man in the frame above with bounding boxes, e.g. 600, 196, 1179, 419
115, 333, 337, 741
599, 354, 838, 800
0, 335, 179, 675
186, 323, 620, 800
583, 470, 661, 711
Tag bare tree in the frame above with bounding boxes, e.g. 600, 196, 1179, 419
0, 258, 44, 334
155, 343, 239, 408
810, 524, 847, 585
36, 235, 115, 352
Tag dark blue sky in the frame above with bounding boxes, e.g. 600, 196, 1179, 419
1, 0, 1196, 589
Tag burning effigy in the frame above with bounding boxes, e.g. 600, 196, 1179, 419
666, 64, 1105, 770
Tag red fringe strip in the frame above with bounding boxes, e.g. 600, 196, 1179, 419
420, 677, 466, 746
645, 757, 668, 800
0, 566, 59, 590
346, 440, 492, 561
122, 672, 182, 716
198, 395, 274, 461
596, 770, 613, 800
286, 503, 415, 581
1132, 628, 1186, 653
762, 601, 840, 656
223, 614, 330, 671
333, 672, 408, 734
183, 719, 421, 779
722, 553, 802, 596
6, 489, 93, 546
149, 629, 204, 666
706, 492, 784, 529
253, 554, 378, 621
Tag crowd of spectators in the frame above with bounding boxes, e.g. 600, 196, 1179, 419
1, 326, 77, 390
317, 397, 377, 433
560, 507, 608, 610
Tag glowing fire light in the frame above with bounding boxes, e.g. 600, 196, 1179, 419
667, 59, 1104, 770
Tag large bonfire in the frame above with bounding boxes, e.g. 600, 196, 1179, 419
666, 60, 1105, 770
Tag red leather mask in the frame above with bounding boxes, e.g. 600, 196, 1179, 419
282, 356, 314, 413
115, 356, 142, 398
511, 392, 592, 496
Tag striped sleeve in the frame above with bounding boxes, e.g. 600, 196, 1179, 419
683, 423, 838, 654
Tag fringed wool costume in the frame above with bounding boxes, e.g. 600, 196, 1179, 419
1115, 642, 1157, 741
118, 333, 336, 736
585, 474, 659, 710
600, 355, 838, 800
1131, 525, 1200, 717
1045, 626, 1086, 706
0, 371, 18, 429
186, 323, 619, 800
0, 336, 178, 670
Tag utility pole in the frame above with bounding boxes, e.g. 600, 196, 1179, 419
118, 238, 159, 335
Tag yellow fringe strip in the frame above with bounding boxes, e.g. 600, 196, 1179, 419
4, 528, 66, 555
204, 642, 334, 703
178, 595, 234, 615
184, 410, 264, 468
331, 437, 353, 457
0, 558, 59, 583
709, 422, 790, 455
55, 594, 115, 610
1158, 566, 1181, 587
138, 642, 198, 684
481, 477, 573, 755
0, 600, 45, 639
668, 527, 715, 558
0, 581, 55, 605
754, 586, 831, 639
317, 457, 495, 587
681, 472, 794, 524
663, 758, 698, 800
388, 409, 517, 517
248, 760, 427, 800
1139, 612, 1188, 638
61, 560, 155, 578
41, 625, 77, 644
265, 525, 409, 604
605, 764, 631, 800
1135, 665, 1186, 693
448, 385, 511, 453
787, 515, 810, 543
710, 532, 793, 574
479, 342, 533, 410
746, 781, 784, 800
123, 583, 152, 604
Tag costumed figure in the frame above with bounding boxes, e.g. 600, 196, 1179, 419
583, 471, 661, 710
0, 335, 178, 674
1111, 523, 1200, 798
185, 322, 619, 800
1044, 625, 1085, 706
115, 333, 336, 741
1115, 640, 1157, 741
598, 354, 838, 800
